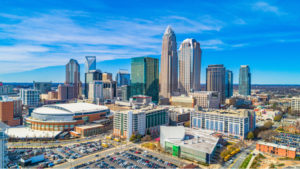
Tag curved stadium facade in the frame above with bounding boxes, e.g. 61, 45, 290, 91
25, 103, 109, 131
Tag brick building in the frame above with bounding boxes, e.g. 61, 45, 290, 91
256, 141, 296, 158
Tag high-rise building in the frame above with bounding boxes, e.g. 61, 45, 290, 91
85, 56, 96, 73
160, 26, 178, 100
179, 38, 202, 95
0, 122, 8, 169
33, 81, 52, 94
206, 65, 226, 103
116, 69, 130, 87
20, 89, 40, 107
121, 85, 131, 101
291, 97, 300, 116
84, 70, 102, 98
190, 109, 256, 139
102, 80, 117, 100
102, 72, 113, 81
58, 84, 74, 101
66, 59, 81, 98
88, 81, 103, 103
239, 65, 251, 96
131, 57, 159, 102
225, 70, 233, 98
0, 96, 22, 126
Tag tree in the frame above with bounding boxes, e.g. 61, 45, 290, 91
141, 135, 152, 141
274, 114, 282, 122
184, 121, 191, 127
129, 134, 136, 142
247, 132, 254, 140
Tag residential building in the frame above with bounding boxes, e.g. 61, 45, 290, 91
256, 141, 296, 158
225, 70, 233, 98
0, 83, 14, 95
66, 59, 81, 98
116, 69, 130, 87
190, 91, 220, 109
170, 95, 195, 108
291, 97, 300, 115
20, 89, 39, 107
160, 26, 178, 100
190, 109, 256, 139
85, 56, 96, 73
131, 57, 159, 102
160, 126, 219, 164
0, 96, 22, 126
113, 107, 168, 139
0, 122, 8, 169
178, 38, 201, 95
206, 64, 226, 103
33, 81, 52, 94
239, 65, 251, 96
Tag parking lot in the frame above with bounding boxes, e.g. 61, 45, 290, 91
7, 138, 121, 168
72, 147, 186, 169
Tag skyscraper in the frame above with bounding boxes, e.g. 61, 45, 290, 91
160, 26, 178, 100
225, 70, 233, 98
66, 59, 81, 98
131, 57, 159, 102
85, 56, 96, 73
239, 65, 251, 96
84, 70, 102, 98
179, 38, 202, 95
116, 69, 130, 87
206, 65, 226, 103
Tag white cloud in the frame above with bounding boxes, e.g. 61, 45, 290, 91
252, 2, 285, 15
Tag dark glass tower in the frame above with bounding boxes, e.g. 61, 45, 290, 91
239, 65, 251, 96
225, 70, 233, 98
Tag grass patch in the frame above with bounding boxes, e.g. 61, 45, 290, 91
240, 153, 253, 169
250, 153, 265, 168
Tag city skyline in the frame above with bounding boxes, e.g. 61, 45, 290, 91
1, 0, 300, 84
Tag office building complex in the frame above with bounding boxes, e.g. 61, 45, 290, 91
160, 126, 219, 164
58, 84, 74, 101
33, 81, 52, 94
25, 103, 109, 131
190, 109, 256, 139
102, 80, 117, 100
131, 57, 159, 102
88, 81, 103, 103
206, 65, 226, 103
178, 38, 202, 95
160, 26, 178, 100
85, 70, 102, 98
66, 59, 81, 98
239, 65, 251, 96
121, 85, 131, 101
0, 83, 14, 95
0, 96, 22, 126
190, 91, 220, 109
85, 56, 96, 73
102, 72, 113, 81
113, 107, 168, 139
20, 89, 40, 107
225, 70, 233, 98
116, 69, 130, 87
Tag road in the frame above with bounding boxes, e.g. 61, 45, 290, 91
52, 142, 136, 169
230, 143, 256, 169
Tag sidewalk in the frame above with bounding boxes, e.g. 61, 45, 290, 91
246, 150, 259, 169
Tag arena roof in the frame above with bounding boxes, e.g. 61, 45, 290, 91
33, 103, 109, 115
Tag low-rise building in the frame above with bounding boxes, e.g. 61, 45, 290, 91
170, 95, 195, 108
190, 91, 220, 109
113, 106, 168, 139
256, 141, 296, 158
168, 107, 192, 126
160, 126, 219, 164
71, 124, 105, 137
190, 109, 256, 139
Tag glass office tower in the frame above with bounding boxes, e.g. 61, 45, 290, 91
239, 65, 251, 96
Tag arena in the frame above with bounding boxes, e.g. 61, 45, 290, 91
25, 103, 109, 131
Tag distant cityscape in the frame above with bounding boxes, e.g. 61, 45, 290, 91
0, 24, 299, 169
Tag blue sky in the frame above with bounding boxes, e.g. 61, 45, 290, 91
0, 0, 299, 84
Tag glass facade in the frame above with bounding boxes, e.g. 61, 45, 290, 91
239, 65, 251, 96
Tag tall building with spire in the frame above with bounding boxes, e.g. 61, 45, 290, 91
85, 56, 96, 73
65, 59, 81, 98
206, 64, 226, 103
178, 38, 202, 95
239, 65, 251, 96
159, 26, 178, 100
